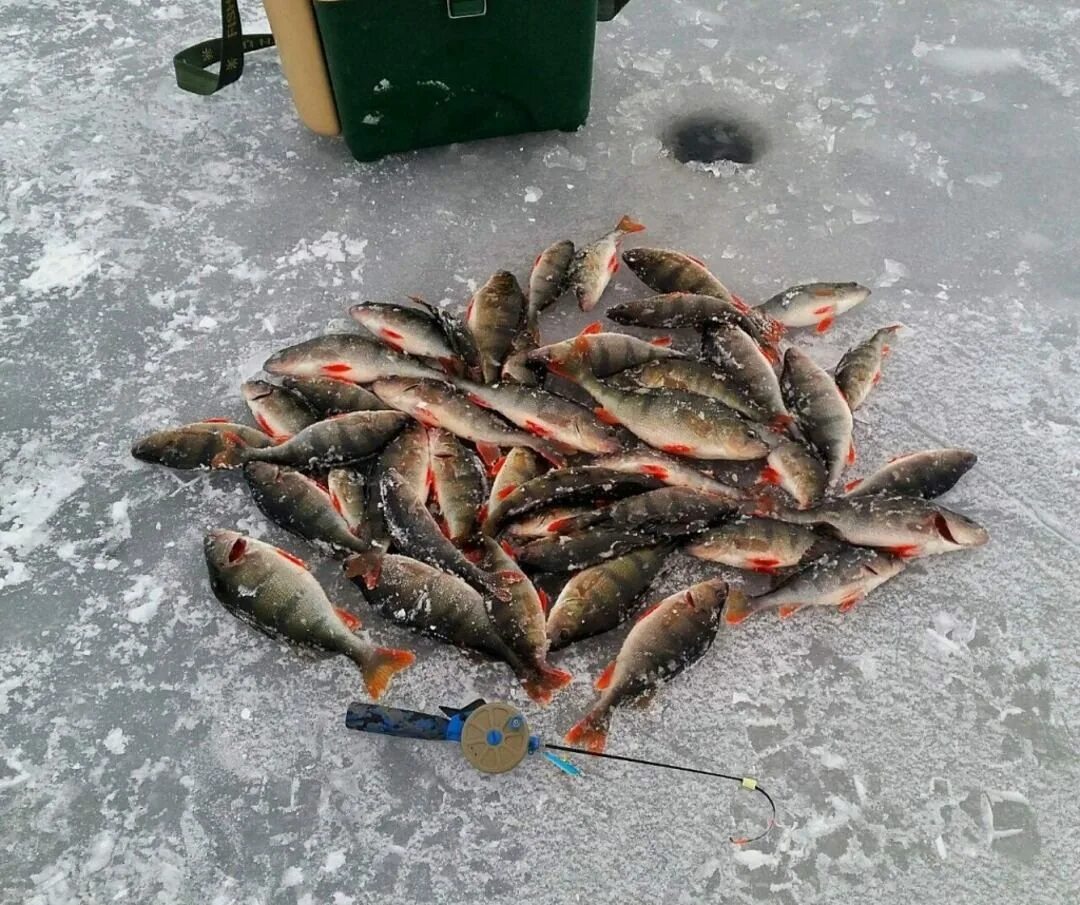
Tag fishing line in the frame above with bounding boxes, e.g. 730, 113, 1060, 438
543, 742, 777, 845
344, 700, 778, 845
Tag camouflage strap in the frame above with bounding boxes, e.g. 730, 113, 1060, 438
174, 0, 275, 96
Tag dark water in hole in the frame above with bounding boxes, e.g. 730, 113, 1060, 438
663, 114, 765, 165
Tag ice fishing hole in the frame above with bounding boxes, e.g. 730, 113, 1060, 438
663, 114, 764, 165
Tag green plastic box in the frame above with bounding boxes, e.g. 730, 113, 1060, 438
313, 0, 632, 161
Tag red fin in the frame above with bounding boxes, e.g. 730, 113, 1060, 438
760, 344, 780, 366
838, 592, 863, 614
380, 327, 404, 341
607, 254, 619, 274
475, 441, 502, 472
594, 660, 617, 691
464, 298, 475, 323
748, 556, 782, 574
496, 484, 517, 500
545, 360, 575, 380
532, 252, 543, 269
537, 588, 550, 613
320, 363, 353, 376
564, 711, 610, 753
778, 604, 802, 620
334, 607, 362, 632
763, 318, 786, 345
639, 464, 669, 480
759, 465, 783, 486
635, 603, 661, 623
886, 544, 920, 558
546, 516, 575, 534
847, 441, 857, 465
649, 336, 673, 347
426, 466, 435, 491
467, 392, 493, 410
730, 294, 751, 314
253, 414, 285, 441
363, 648, 415, 701
844, 478, 863, 492
579, 321, 604, 336
276, 549, 310, 570
329, 491, 345, 515
661, 443, 693, 456
524, 419, 553, 438
201, 417, 231, 423
768, 413, 793, 432
873, 371, 882, 385
463, 547, 484, 564
227, 538, 247, 563
499, 539, 517, 558
616, 215, 646, 234
476, 503, 489, 524
593, 407, 621, 426
812, 305, 833, 315
522, 662, 573, 706
362, 559, 383, 590
723, 590, 753, 625
815, 316, 835, 334
490, 455, 507, 476
437, 356, 461, 376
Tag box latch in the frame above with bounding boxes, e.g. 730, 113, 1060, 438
447, 0, 486, 18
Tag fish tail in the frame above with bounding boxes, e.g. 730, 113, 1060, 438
723, 588, 755, 626
564, 707, 611, 753
521, 660, 574, 706
359, 647, 416, 701
616, 215, 646, 234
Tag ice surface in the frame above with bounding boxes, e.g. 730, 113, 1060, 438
2, 0, 1079, 902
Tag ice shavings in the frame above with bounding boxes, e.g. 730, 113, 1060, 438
0, 449, 85, 589
874, 258, 909, 288
924, 611, 977, 658
102, 728, 128, 755
19, 236, 100, 295
123, 575, 165, 624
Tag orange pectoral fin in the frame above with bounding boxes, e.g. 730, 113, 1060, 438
838, 592, 863, 614
594, 660, 617, 691
334, 607, 362, 632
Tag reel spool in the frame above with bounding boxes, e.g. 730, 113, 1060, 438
458, 702, 531, 774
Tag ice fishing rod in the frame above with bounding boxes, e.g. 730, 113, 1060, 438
345, 698, 776, 845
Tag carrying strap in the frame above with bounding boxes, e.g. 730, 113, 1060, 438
174, 0, 275, 95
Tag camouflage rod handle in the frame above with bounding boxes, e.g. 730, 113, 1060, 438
344, 703, 451, 742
